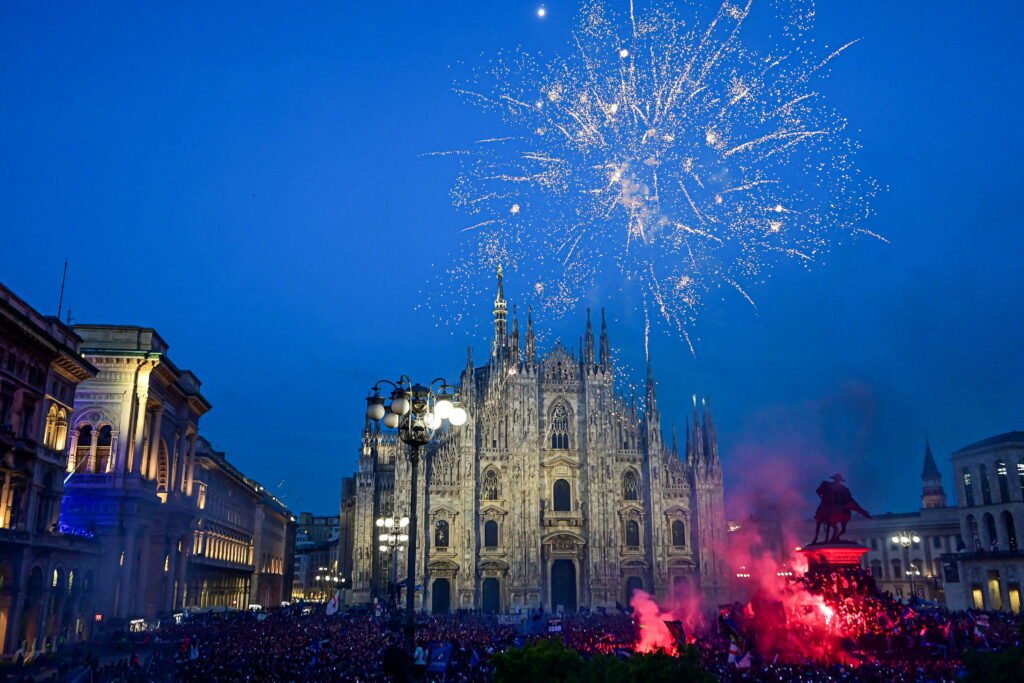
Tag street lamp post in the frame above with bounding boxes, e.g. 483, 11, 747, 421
366, 376, 467, 656
891, 532, 921, 600
376, 515, 409, 603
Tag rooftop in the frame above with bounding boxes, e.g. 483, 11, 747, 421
952, 431, 1024, 456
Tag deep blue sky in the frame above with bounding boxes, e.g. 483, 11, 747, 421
2, 2, 1021, 516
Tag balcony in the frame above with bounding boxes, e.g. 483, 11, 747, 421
943, 548, 1024, 562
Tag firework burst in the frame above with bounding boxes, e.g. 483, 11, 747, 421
433, 0, 880, 351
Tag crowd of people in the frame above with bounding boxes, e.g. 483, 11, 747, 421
140, 585, 1020, 683
9, 567, 1019, 682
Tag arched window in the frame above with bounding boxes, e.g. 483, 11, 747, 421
156, 441, 170, 492
74, 424, 92, 472
481, 469, 500, 500
671, 520, 686, 547
996, 460, 1010, 503
484, 520, 498, 548
962, 468, 975, 506
983, 512, 998, 548
622, 470, 640, 501
53, 409, 68, 451
43, 405, 57, 448
553, 479, 571, 512
979, 464, 992, 505
625, 520, 640, 547
96, 426, 113, 473
966, 514, 980, 550
549, 402, 571, 450
1001, 510, 1017, 552
434, 520, 449, 548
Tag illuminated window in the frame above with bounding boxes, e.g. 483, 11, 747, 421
119, 551, 125, 567
996, 461, 1010, 503
1018, 462, 1024, 500
52, 569, 59, 588
962, 468, 974, 506
434, 520, 449, 548
197, 483, 207, 510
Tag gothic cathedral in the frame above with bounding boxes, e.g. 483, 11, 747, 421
344, 270, 726, 614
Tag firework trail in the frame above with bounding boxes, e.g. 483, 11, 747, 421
431, 0, 879, 350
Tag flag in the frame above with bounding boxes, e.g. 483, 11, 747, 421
737, 651, 752, 669
664, 620, 686, 647
326, 590, 341, 616
426, 642, 454, 674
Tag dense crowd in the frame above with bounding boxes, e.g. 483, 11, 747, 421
142, 590, 1021, 683
12, 566, 1008, 682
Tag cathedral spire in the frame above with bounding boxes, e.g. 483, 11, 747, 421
510, 305, 521, 365
583, 307, 595, 366
645, 354, 657, 410
525, 305, 536, 365
921, 437, 947, 509
671, 423, 679, 457
702, 397, 720, 476
599, 308, 611, 370
491, 265, 508, 364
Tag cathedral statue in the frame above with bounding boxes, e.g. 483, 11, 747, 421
339, 269, 729, 615
811, 474, 872, 545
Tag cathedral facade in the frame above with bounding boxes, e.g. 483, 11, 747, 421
343, 272, 726, 614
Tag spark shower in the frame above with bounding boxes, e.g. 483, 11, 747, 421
431, 0, 880, 351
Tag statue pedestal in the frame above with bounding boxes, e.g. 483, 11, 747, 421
798, 544, 869, 573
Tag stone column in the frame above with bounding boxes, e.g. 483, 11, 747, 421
175, 537, 190, 608
185, 434, 198, 496
146, 407, 164, 482
170, 431, 182, 493
87, 428, 98, 473
128, 391, 149, 476
66, 430, 79, 473
117, 532, 138, 619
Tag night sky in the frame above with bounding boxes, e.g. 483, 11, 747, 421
1, 2, 1021, 517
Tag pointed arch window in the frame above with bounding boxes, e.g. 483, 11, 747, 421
622, 470, 641, 501
549, 402, 571, 450
481, 469, 500, 501
671, 520, 686, 548
625, 520, 640, 547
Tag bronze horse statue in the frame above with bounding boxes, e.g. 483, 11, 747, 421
812, 474, 871, 544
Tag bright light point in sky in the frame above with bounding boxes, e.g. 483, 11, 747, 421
537, 6, 546, 18
438, 0, 879, 349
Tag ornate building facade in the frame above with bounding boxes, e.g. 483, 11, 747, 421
0, 282, 99, 657
343, 272, 726, 614
945, 431, 1024, 613
59, 324, 294, 625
